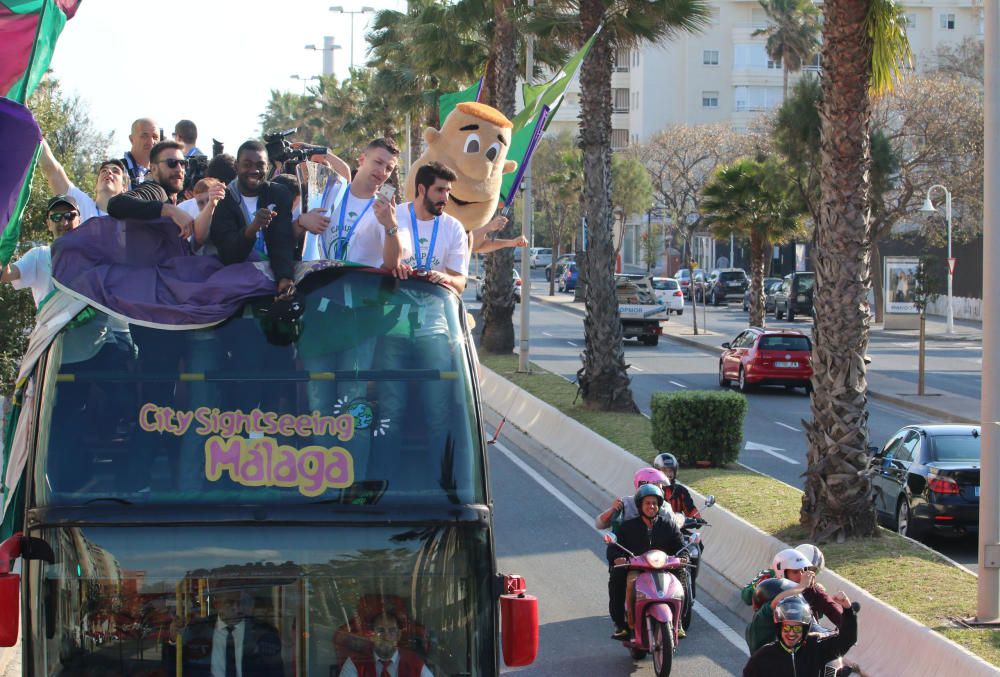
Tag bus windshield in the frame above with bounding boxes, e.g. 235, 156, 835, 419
33, 268, 485, 507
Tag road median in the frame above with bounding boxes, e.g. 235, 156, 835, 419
480, 352, 999, 675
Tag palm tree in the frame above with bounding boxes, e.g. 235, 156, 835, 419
802, 0, 910, 540
700, 158, 806, 327
546, 0, 710, 411
753, 0, 822, 99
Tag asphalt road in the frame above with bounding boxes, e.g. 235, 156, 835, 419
492, 420, 751, 675
467, 270, 980, 569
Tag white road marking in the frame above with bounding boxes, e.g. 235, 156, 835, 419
631, 365, 645, 372
542, 332, 554, 337
744, 441, 800, 465
775, 421, 802, 433
567, 341, 579, 347
669, 381, 688, 388
493, 440, 750, 657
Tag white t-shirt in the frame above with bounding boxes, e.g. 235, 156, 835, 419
241, 195, 269, 257
178, 197, 201, 219
396, 204, 469, 276
178, 197, 219, 256
10, 245, 54, 307
67, 184, 104, 222
309, 189, 384, 267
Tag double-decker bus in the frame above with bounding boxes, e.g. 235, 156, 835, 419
0, 266, 537, 675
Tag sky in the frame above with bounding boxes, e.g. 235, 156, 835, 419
48, 0, 405, 156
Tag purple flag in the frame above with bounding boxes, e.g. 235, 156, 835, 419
0, 98, 41, 247
51, 217, 277, 327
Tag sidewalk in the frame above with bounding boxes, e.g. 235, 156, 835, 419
530, 290, 980, 424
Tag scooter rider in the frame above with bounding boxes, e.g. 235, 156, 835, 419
743, 596, 859, 677
653, 453, 701, 519
607, 484, 686, 640
594, 468, 673, 531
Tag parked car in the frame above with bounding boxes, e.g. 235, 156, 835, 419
475, 269, 522, 302
867, 425, 981, 540
773, 271, 816, 321
675, 268, 707, 301
615, 274, 669, 345
546, 253, 575, 281
718, 327, 813, 394
558, 262, 578, 292
705, 268, 749, 306
651, 277, 685, 315
529, 247, 552, 268
743, 277, 784, 312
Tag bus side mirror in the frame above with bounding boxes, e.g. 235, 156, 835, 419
0, 533, 23, 647
499, 574, 538, 667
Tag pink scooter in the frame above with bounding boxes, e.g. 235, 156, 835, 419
604, 533, 688, 677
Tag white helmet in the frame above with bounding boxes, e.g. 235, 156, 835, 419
795, 544, 825, 573
772, 548, 812, 577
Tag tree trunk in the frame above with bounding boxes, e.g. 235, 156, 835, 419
549, 240, 560, 296
749, 233, 766, 327
801, 0, 878, 541
575, 0, 636, 412
479, 0, 518, 354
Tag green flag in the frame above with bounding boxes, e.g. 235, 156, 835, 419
438, 78, 483, 123
512, 29, 598, 132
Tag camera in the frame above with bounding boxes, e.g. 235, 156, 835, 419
182, 153, 210, 196
263, 127, 328, 175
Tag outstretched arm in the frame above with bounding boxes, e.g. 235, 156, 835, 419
37, 139, 71, 195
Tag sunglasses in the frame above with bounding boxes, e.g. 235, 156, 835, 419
158, 158, 189, 169
49, 211, 79, 223
780, 624, 805, 634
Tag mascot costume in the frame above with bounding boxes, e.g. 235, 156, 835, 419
404, 101, 517, 231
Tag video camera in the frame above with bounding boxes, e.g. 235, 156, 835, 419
263, 127, 328, 176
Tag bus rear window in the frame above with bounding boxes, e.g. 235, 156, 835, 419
34, 270, 485, 507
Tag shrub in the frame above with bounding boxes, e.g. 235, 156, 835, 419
650, 390, 747, 466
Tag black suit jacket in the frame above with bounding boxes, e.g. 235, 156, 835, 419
608, 513, 685, 565
174, 614, 285, 677
211, 181, 295, 281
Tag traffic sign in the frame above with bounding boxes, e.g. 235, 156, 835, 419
947, 257, 957, 276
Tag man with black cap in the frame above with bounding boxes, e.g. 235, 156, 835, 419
37, 138, 129, 222
1, 194, 80, 307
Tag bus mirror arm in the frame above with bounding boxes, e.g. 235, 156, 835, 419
488, 417, 507, 446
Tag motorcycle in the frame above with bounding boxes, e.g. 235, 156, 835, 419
604, 533, 690, 677
677, 495, 715, 630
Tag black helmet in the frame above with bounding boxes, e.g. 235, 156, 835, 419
653, 452, 679, 480
634, 483, 665, 511
773, 595, 813, 628
753, 577, 798, 609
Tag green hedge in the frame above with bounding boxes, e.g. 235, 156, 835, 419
650, 390, 748, 466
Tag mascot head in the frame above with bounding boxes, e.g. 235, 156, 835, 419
405, 101, 517, 231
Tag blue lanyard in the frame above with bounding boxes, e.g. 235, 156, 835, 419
408, 203, 440, 271
332, 187, 374, 260
232, 181, 267, 256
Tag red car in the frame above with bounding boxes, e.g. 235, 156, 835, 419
718, 327, 813, 394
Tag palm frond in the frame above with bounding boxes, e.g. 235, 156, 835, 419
867, 0, 913, 96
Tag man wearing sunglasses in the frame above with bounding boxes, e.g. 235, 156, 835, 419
36, 139, 129, 222
1, 195, 80, 308
107, 140, 195, 238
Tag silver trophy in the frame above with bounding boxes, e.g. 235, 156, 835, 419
296, 160, 349, 260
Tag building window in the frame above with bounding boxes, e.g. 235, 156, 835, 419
734, 44, 770, 69
734, 85, 783, 112
702, 91, 720, 108
804, 52, 822, 72
703, 49, 720, 65
940, 13, 956, 30
709, 6, 721, 24
611, 129, 629, 149
613, 88, 630, 113
751, 7, 770, 29
614, 50, 630, 72
904, 13, 916, 28
633, 50, 640, 67
767, 57, 782, 70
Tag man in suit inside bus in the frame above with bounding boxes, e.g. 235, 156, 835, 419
178, 588, 285, 677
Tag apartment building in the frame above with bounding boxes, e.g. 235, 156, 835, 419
544, 0, 985, 268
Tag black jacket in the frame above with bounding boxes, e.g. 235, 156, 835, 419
743, 607, 858, 677
608, 512, 685, 566
165, 614, 285, 677
107, 180, 174, 220
211, 180, 295, 281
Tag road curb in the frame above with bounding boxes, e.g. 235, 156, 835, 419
530, 292, 977, 425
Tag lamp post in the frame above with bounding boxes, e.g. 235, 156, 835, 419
919, 184, 954, 334
329, 5, 375, 70
305, 37, 343, 76
289, 74, 321, 94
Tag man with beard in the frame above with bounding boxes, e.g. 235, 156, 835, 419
107, 140, 195, 238
37, 139, 129, 221
339, 612, 433, 677
210, 139, 296, 297
2, 195, 81, 308
121, 117, 160, 186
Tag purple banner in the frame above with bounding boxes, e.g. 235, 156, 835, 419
0, 98, 41, 236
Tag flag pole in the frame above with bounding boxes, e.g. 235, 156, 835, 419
517, 0, 535, 373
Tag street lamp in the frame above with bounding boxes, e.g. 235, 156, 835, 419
289, 74, 321, 94
329, 5, 375, 70
919, 184, 954, 334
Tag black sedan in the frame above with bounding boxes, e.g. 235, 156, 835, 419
867, 425, 981, 540
742, 277, 783, 312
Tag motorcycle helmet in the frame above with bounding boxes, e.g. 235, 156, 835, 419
752, 578, 799, 610
773, 596, 813, 633
795, 544, 825, 573
772, 548, 812, 578
633, 467, 669, 490
634, 483, 665, 511
653, 452, 680, 480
